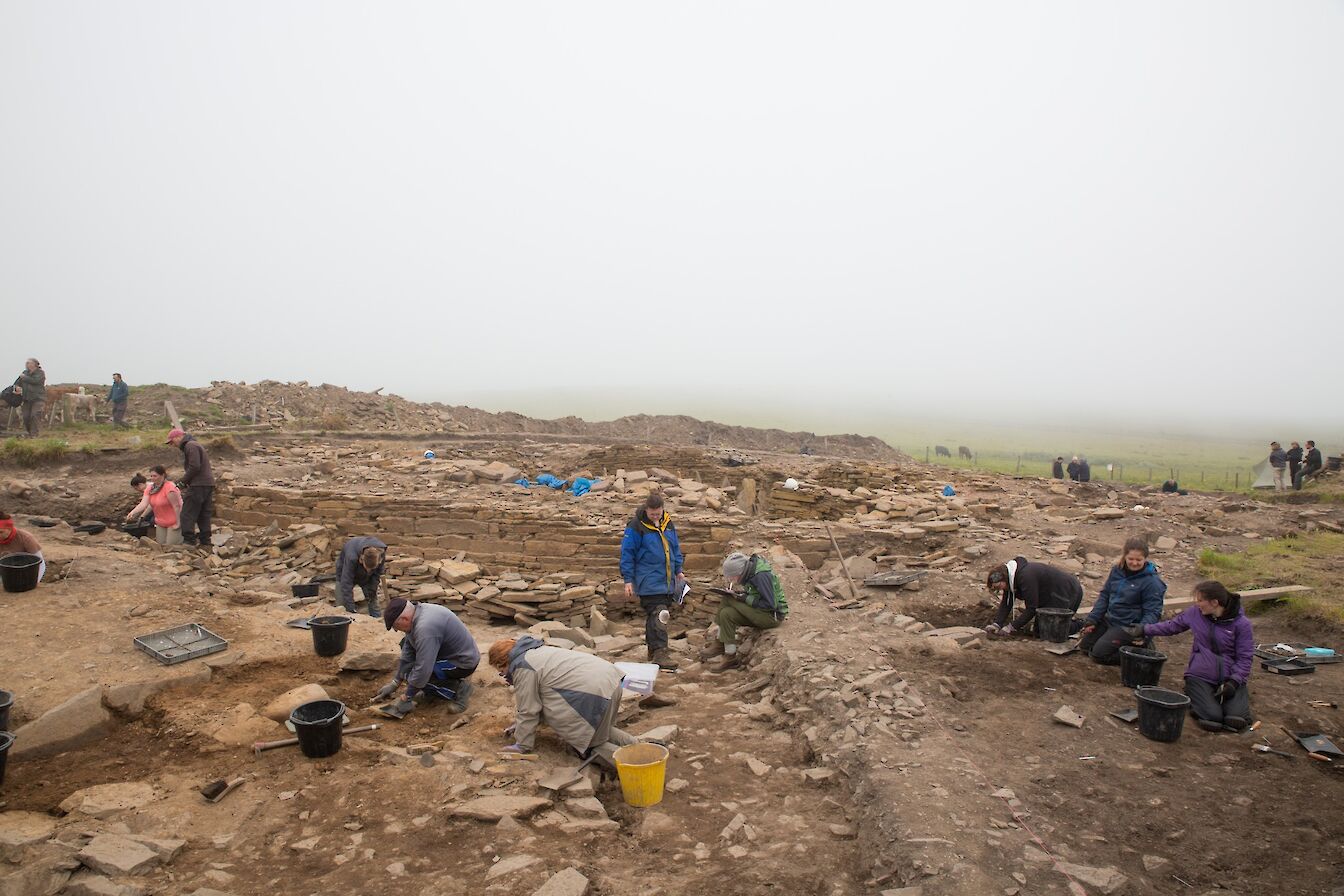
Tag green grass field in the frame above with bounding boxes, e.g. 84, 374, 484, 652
876, 421, 1310, 493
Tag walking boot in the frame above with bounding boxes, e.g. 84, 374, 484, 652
710, 652, 742, 674
650, 648, 679, 671
698, 640, 726, 662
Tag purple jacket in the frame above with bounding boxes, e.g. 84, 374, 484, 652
1144, 606, 1254, 685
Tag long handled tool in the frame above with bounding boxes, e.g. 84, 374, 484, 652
253, 723, 379, 755
1251, 744, 1293, 759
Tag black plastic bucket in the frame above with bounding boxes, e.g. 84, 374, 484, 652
1120, 646, 1167, 688
1035, 608, 1074, 643
1136, 686, 1190, 743
290, 700, 345, 759
291, 582, 320, 599
0, 689, 11, 731
0, 732, 13, 787
122, 521, 154, 539
309, 616, 352, 657
0, 554, 42, 593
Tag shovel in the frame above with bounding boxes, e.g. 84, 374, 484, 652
537, 751, 603, 793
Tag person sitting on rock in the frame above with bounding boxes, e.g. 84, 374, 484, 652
336, 536, 386, 617
1123, 580, 1253, 732
983, 556, 1084, 637
489, 636, 639, 766
1077, 537, 1167, 665
701, 551, 789, 672
0, 511, 44, 581
372, 598, 480, 718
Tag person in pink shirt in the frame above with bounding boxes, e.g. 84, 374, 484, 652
126, 465, 183, 545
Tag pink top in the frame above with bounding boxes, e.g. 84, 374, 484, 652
147, 482, 181, 528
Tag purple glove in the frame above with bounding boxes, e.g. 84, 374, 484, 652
1000, 623, 1015, 637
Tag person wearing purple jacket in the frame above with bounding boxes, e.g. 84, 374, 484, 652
1124, 580, 1254, 733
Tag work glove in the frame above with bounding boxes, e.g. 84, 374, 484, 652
983, 623, 1000, 636
391, 697, 414, 716
373, 680, 399, 702
1077, 624, 1096, 638
997, 623, 1015, 637
1214, 681, 1237, 701
1122, 624, 1146, 640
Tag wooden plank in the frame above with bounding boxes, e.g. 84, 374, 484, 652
165, 400, 182, 429
1163, 584, 1311, 611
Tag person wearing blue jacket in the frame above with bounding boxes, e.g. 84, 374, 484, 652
619, 493, 685, 671
1077, 537, 1167, 665
106, 373, 130, 428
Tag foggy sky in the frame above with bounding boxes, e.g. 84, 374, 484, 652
2, 2, 1341, 439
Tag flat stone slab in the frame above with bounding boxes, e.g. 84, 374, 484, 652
1053, 705, 1085, 728
532, 870, 591, 896
1092, 508, 1126, 519
485, 854, 541, 880
11, 686, 115, 760
337, 651, 397, 672
63, 873, 147, 896
261, 684, 330, 722
77, 834, 161, 876
0, 810, 58, 861
450, 796, 551, 822
59, 782, 157, 819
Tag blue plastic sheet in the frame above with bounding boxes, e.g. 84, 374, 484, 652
536, 474, 568, 490
570, 477, 597, 497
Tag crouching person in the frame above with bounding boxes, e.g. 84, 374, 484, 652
490, 637, 639, 767
982, 556, 1083, 637
1124, 580, 1254, 733
702, 551, 789, 672
336, 536, 386, 617
372, 598, 479, 719
1077, 538, 1167, 664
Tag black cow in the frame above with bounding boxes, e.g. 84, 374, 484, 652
958, 445, 973, 460
935, 445, 951, 458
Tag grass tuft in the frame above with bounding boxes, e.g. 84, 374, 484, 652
0, 437, 69, 466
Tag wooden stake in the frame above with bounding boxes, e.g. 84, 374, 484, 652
825, 524, 860, 600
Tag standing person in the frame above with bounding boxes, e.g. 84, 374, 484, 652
335, 536, 386, 617
1077, 538, 1167, 665
619, 493, 686, 671
489, 636, 639, 765
372, 598, 479, 718
124, 466, 183, 545
1268, 441, 1287, 491
982, 556, 1084, 637
1051, 457, 1065, 479
1286, 441, 1304, 487
1066, 456, 1081, 481
1078, 457, 1091, 482
702, 551, 789, 671
1294, 440, 1323, 490
14, 358, 46, 438
0, 511, 45, 582
106, 374, 130, 428
167, 428, 215, 547
1124, 581, 1253, 732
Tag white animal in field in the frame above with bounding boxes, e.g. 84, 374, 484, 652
48, 386, 100, 424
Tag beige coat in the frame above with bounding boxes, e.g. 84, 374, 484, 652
507, 639, 626, 753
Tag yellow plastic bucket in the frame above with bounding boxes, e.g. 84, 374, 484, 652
613, 743, 669, 807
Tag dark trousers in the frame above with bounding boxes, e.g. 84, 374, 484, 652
1079, 621, 1150, 666
421, 662, 476, 702
639, 593, 672, 653
341, 580, 381, 616
1294, 468, 1319, 490
21, 400, 44, 437
1185, 676, 1252, 725
111, 401, 128, 426
179, 485, 214, 546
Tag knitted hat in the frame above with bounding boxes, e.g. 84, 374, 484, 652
722, 552, 750, 579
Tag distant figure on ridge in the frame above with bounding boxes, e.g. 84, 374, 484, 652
1268, 441, 1287, 491
1286, 441, 1304, 486
1294, 440, 1322, 490
13, 358, 46, 438
106, 373, 130, 428
1066, 456, 1081, 481
1078, 457, 1091, 482
1051, 456, 1065, 479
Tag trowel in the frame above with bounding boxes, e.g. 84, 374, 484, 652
200, 777, 246, 803
373, 703, 410, 720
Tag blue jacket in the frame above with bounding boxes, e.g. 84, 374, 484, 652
107, 380, 129, 403
1086, 561, 1166, 627
619, 509, 683, 596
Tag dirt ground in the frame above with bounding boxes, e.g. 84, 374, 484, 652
2, 435, 1343, 896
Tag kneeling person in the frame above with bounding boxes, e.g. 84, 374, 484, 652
490, 636, 638, 766
373, 598, 480, 718
704, 551, 789, 672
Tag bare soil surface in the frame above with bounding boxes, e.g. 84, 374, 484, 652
2, 430, 1343, 896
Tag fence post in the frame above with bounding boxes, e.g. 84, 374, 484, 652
925, 447, 929, 463
1016, 455, 1021, 473
1235, 473, 1240, 488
